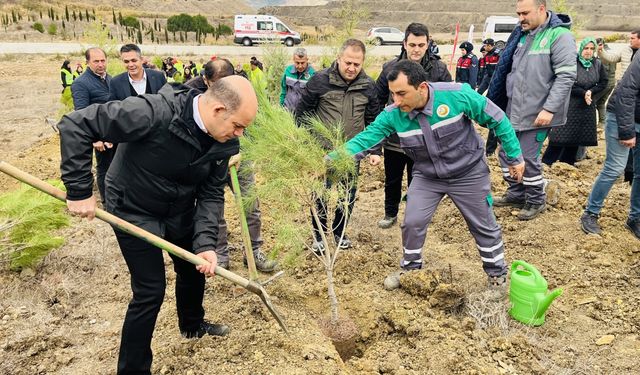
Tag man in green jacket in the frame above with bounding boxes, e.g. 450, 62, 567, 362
280, 47, 315, 111
330, 60, 524, 292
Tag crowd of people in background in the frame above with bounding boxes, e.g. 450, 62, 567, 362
56, 0, 640, 371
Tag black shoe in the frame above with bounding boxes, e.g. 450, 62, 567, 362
334, 234, 352, 249
181, 321, 230, 338
625, 218, 640, 240
493, 195, 525, 208
311, 240, 325, 255
517, 202, 546, 220
244, 249, 278, 273
580, 212, 602, 235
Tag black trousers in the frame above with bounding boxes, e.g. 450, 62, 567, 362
542, 145, 578, 166
486, 129, 499, 156
383, 148, 413, 218
96, 146, 117, 203
113, 228, 205, 375
312, 163, 359, 241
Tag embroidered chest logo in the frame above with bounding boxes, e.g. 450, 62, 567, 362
539, 37, 548, 49
436, 104, 450, 117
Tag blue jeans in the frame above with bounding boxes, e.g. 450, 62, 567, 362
585, 112, 640, 220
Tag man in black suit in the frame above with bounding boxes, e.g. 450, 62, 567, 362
109, 43, 167, 101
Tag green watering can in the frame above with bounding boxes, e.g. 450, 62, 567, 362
509, 260, 563, 326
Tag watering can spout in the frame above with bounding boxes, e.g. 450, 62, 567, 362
534, 288, 563, 319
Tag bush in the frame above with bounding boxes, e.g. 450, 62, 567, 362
47, 23, 57, 37
121, 16, 140, 29
604, 33, 626, 43
32, 22, 44, 33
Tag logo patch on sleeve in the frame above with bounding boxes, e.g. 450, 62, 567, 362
436, 104, 450, 117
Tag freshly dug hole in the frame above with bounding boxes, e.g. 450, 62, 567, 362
318, 315, 359, 361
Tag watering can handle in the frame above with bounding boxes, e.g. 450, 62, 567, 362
511, 260, 543, 280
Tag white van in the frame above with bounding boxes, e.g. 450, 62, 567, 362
483, 16, 519, 48
234, 15, 302, 47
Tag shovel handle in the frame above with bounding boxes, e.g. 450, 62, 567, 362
229, 165, 258, 281
0, 161, 254, 289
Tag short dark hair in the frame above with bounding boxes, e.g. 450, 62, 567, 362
85, 47, 106, 61
404, 23, 429, 41
632, 29, 640, 37
205, 78, 241, 113
120, 43, 141, 56
339, 38, 366, 56
386, 60, 428, 89
203, 58, 235, 82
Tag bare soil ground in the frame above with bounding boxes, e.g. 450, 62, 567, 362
1, 55, 639, 375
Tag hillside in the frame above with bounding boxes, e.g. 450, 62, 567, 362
2, 0, 254, 17
262, 0, 639, 32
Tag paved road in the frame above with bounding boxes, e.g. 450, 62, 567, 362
0, 42, 455, 57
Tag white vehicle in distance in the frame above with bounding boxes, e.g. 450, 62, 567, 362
367, 27, 404, 46
482, 16, 519, 48
234, 14, 302, 47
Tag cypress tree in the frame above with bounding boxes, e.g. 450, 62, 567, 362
112, 9, 116, 25
72, 11, 76, 22
65, 6, 69, 21
12, 10, 17, 23
79, 11, 83, 22
137, 28, 142, 44
165, 28, 168, 43
39, 10, 42, 20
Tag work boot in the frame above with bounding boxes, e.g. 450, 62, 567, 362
181, 320, 230, 338
311, 240, 325, 255
543, 179, 560, 206
244, 249, 278, 273
383, 269, 407, 291
625, 218, 640, 240
493, 195, 525, 208
580, 212, 602, 235
487, 274, 508, 300
517, 202, 546, 220
334, 234, 352, 249
377, 215, 397, 229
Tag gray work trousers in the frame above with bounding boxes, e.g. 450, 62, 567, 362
498, 128, 549, 205
214, 161, 263, 262
401, 161, 507, 277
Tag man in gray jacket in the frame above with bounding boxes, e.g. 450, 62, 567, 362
488, 0, 576, 220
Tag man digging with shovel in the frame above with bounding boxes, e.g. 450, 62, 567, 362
328, 60, 524, 295
58, 76, 257, 374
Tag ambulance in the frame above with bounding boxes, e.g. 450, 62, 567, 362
233, 15, 302, 47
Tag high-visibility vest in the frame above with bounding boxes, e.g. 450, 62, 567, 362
61, 69, 74, 86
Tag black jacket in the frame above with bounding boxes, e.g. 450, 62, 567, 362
108, 69, 167, 101
294, 61, 378, 141
607, 53, 640, 140
374, 51, 452, 151
58, 84, 238, 253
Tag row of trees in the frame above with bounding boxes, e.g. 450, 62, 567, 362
3, 6, 236, 45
